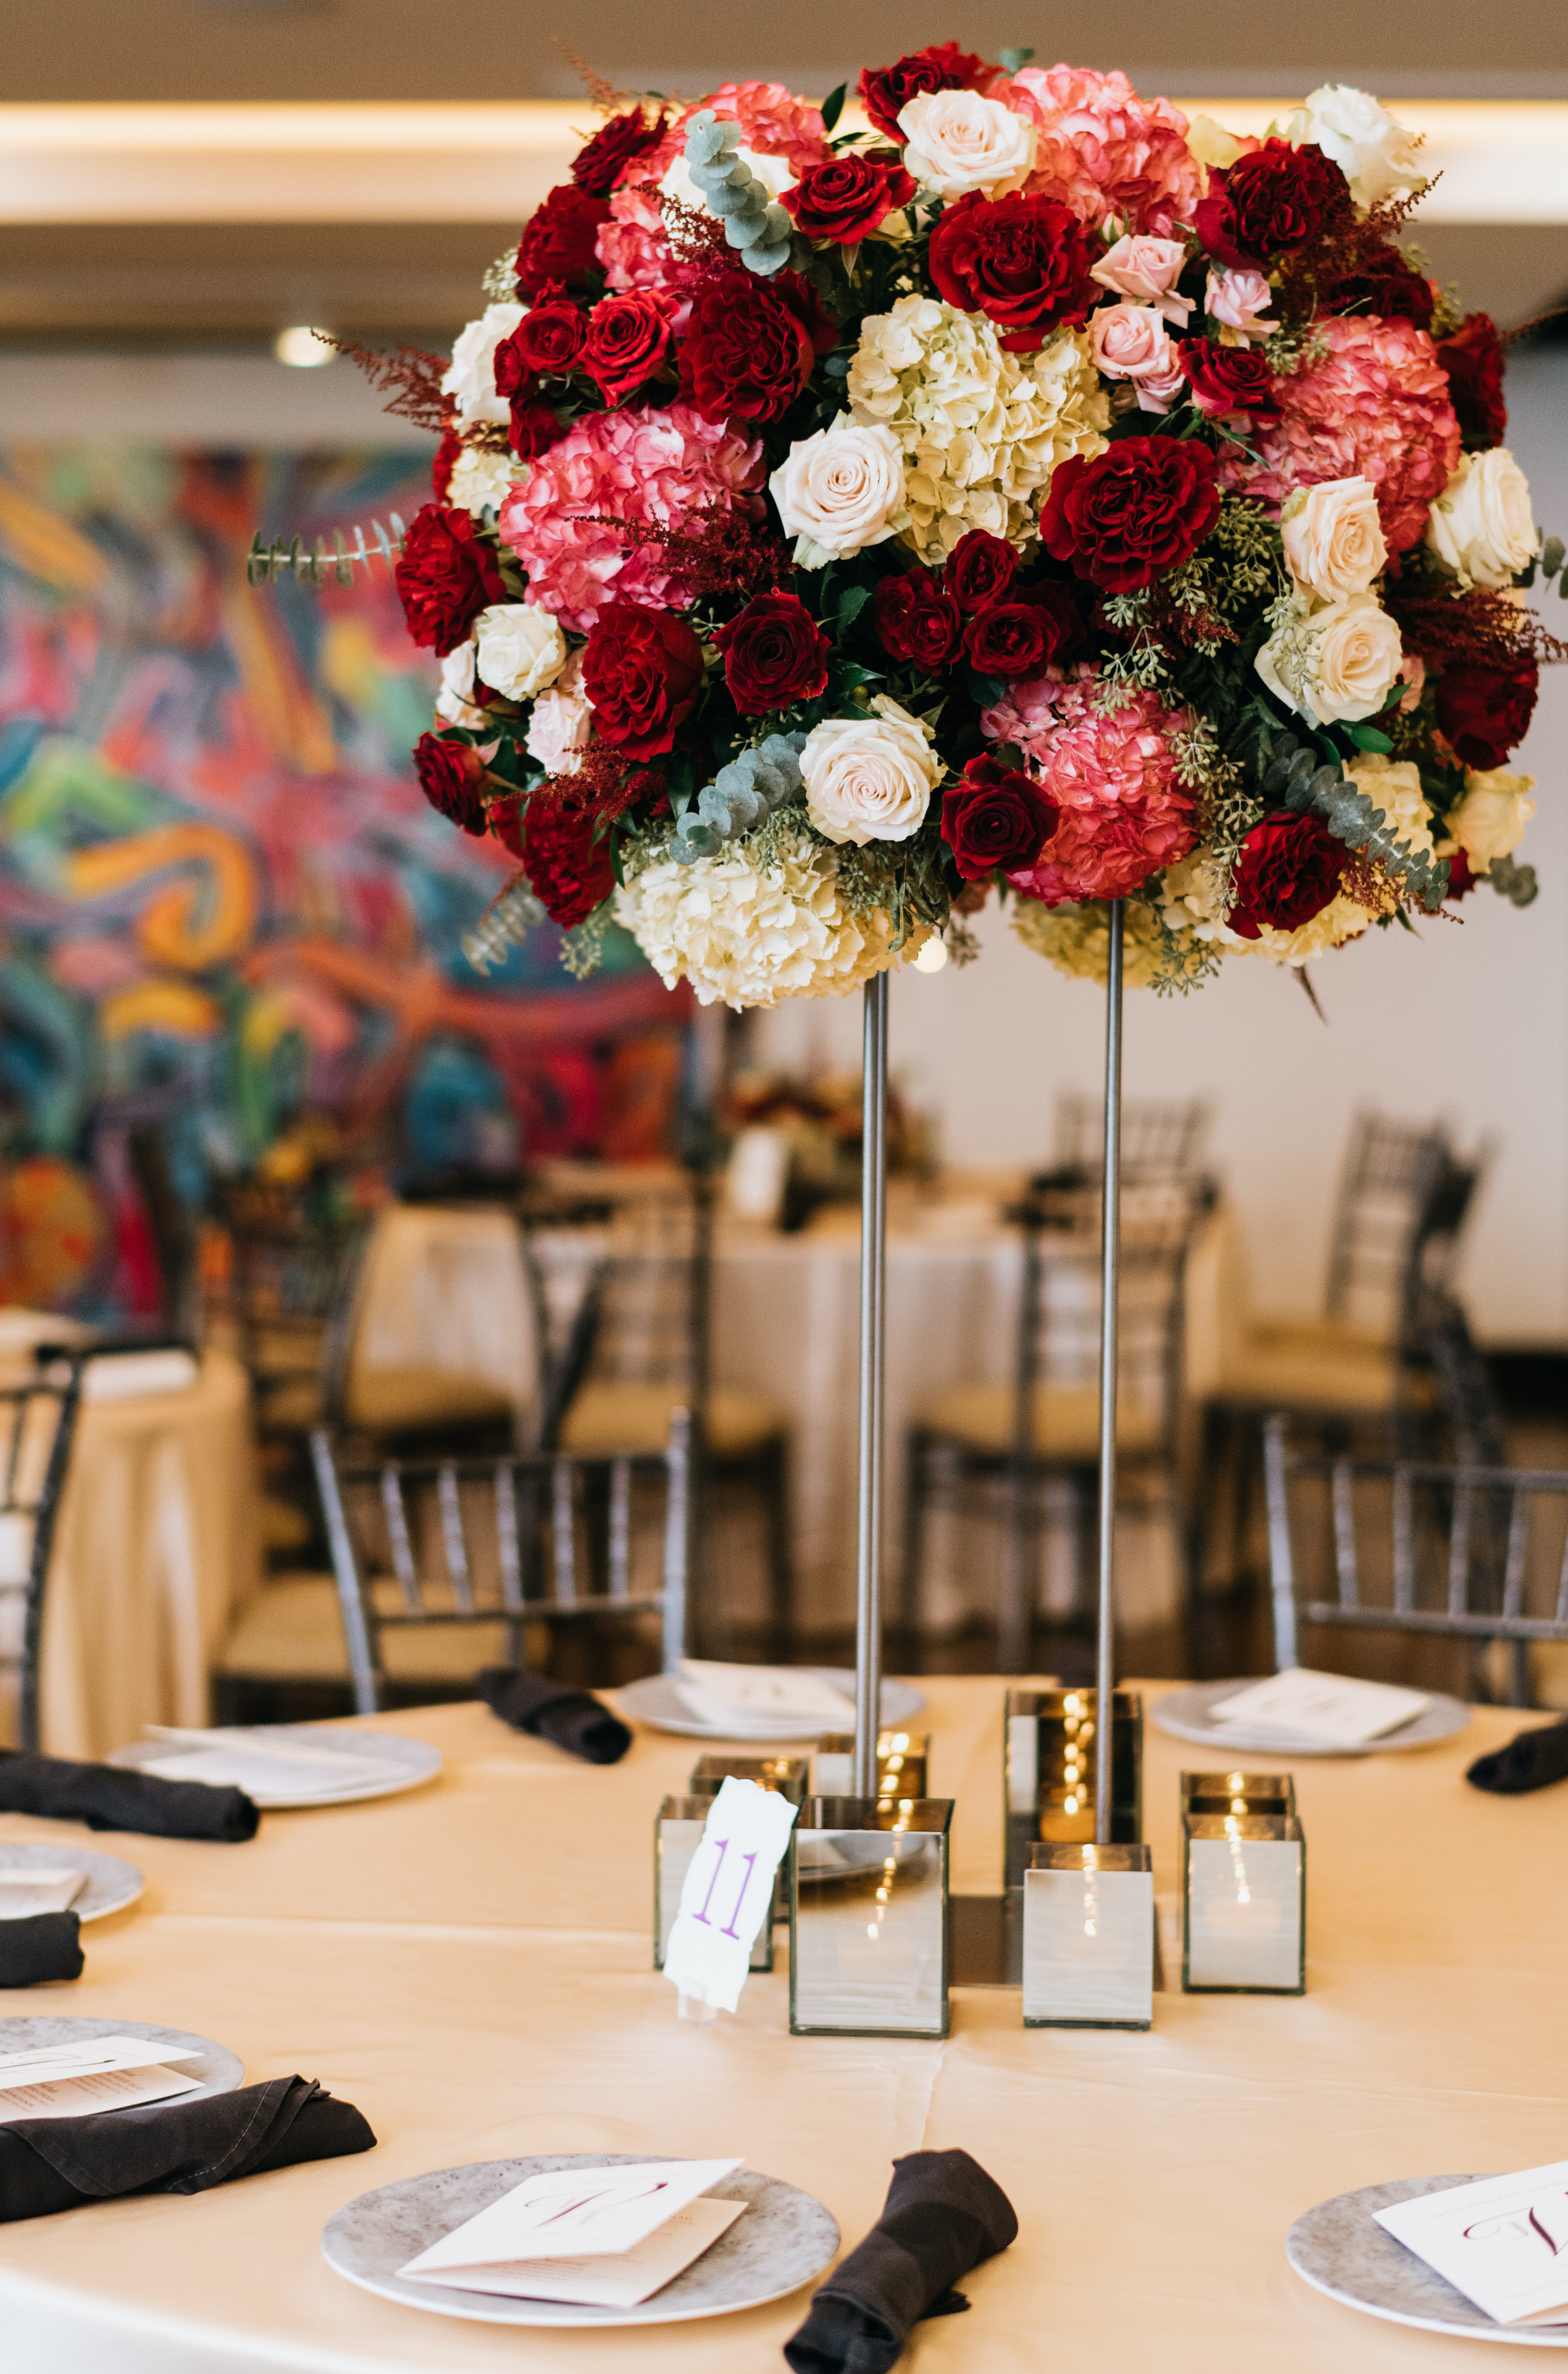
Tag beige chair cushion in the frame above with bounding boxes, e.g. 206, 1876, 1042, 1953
559, 1382, 785, 1460
1217, 1331, 1400, 1414
216, 1573, 520, 1684
917, 1384, 1164, 1461
343, 1367, 516, 1434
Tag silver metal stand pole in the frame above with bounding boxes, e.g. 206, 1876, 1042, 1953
853, 971, 890, 1799
1094, 900, 1125, 1846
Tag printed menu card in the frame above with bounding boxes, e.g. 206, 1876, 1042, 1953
400, 2159, 746, 2308
1375, 2163, 1568, 2325
0, 2035, 205, 2123
1209, 1668, 1429, 1748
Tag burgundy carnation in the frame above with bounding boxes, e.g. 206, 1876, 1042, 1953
582, 291, 674, 405
712, 593, 830, 714
872, 570, 963, 669
963, 587, 1078, 678
780, 153, 917, 242
394, 503, 505, 656
1194, 139, 1349, 269
431, 426, 461, 503
1332, 245, 1437, 331
1227, 812, 1344, 938
516, 183, 611, 299
500, 286, 586, 381
1435, 656, 1539, 770
928, 191, 1099, 352
582, 602, 704, 759
569, 107, 667, 199
680, 271, 838, 425
945, 530, 1017, 613
1041, 437, 1222, 594
509, 390, 564, 458
522, 800, 617, 929
1437, 313, 1508, 449
858, 41, 993, 143
942, 753, 1058, 880
413, 732, 487, 835
1181, 336, 1282, 421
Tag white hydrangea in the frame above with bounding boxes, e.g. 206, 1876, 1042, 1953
1247, 893, 1376, 967
847, 298, 1108, 564
615, 827, 929, 1010
448, 443, 521, 516
1158, 847, 1247, 947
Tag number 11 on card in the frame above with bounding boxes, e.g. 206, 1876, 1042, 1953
662, 1779, 798, 2021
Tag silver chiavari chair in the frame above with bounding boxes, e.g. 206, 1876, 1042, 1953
0, 1363, 84, 1750
1054, 1091, 1210, 1180
310, 1409, 691, 1715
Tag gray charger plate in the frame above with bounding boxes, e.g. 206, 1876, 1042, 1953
617, 1670, 926, 1742
0, 1841, 144, 1922
1290, 2176, 1568, 2344
322, 2153, 839, 2330
107, 1726, 444, 1809
1153, 1680, 1469, 1757
0, 2016, 243, 2100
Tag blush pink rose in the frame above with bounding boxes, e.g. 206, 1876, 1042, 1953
1204, 267, 1276, 342
1089, 303, 1186, 412
1090, 234, 1192, 324
1012, 64, 1203, 235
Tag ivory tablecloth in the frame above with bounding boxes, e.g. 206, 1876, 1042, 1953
0, 1678, 1562, 2373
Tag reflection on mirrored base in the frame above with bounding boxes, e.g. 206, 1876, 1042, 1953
1022, 1845, 1154, 2030
789, 1796, 952, 2039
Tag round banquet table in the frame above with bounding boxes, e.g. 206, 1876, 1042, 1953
0, 1678, 1563, 2372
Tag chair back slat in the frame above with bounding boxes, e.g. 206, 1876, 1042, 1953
608, 1457, 632, 1600
0, 1367, 84, 1751
1391, 1468, 1415, 1610
1555, 1524, 1568, 1627
438, 1463, 473, 1613
1446, 1483, 1474, 1617
551, 1457, 576, 1605
1331, 1462, 1360, 1607
495, 1464, 524, 1612
379, 1469, 420, 1612
1502, 1489, 1529, 1621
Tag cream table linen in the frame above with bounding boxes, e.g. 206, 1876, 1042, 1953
0, 1678, 1562, 2374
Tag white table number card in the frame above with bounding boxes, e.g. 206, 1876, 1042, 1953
399, 2160, 746, 2309
662, 1777, 797, 2020
1375, 2163, 1568, 2325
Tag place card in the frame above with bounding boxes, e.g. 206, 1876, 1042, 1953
138, 1728, 393, 1799
402, 2198, 745, 2309
1375, 2163, 1568, 2325
676, 1661, 852, 1734
0, 2035, 204, 2123
399, 2159, 746, 2307
1207, 1668, 1429, 1749
0, 1868, 86, 1919
662, 1777, 798, 2016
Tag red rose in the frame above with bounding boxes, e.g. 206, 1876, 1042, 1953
570, 107, 667, 200
1434, 656, 1539, 770
945, 530, 1017, 613
872, 570, 963, 669
394, 502, 505, 655
680, 270, 838, 425
1041, 437, 1222, 594
500, 286, 586, 381
780, 153, 916, 242
582, 602, 704, 759
1437, 314, 1508, 449
942, 754, 1058, 879
431, 426, 461, 502
1227, 812, 1343, 938
522, 800, 617, 929
509, 390, 563, 458
963, 585, 1079, 677
582, 291, 674, 405
413, 732, 487, 835
1181, 336, 1281, 421
858, 41, 993, 143
1332, 245, 1436, 331
712, 593, 830, 715
928, 191, 1099, 352
1194, 139, 1349, 269
516, 183, 611, 299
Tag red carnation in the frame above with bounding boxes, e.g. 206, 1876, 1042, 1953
680, 271, 838, 425
522, 800, 617, 929
413, 732, 487, 835
516, 183, 611, 299
859, 41, 993, 143
945, 530, 1018, 613
942, 753, 1058, 880
780, 153, 916, 243
1332, 245, 1436, 332
928, 191, 1099, 352
582, 602, 704, 759
1194, 139, 1349, 269
500, 286, 586, 381
712, 593, 830, 715
1181, 336, 1282, 421
431, 426, 461, 502
570, 107, 667, 199
872, 570, 963, 670
582, 290, 674, 406
1437, 314, 1508, 449
394, 503, 505, 656
1227, 812, 1344, 938
963, 586, 1079, 677
1434, 656, 1539, 770
1041, 437, 1222, 594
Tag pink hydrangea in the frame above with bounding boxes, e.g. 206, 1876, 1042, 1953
597, 185, 707, 330
625, 80, 830, 189
499, 402, 765, 630
983, 667, 1198, 904
1009, 64, 1203, 236
1221, 315, 1461, 553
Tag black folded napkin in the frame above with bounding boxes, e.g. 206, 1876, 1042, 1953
785, 2148, 1018, 2374
0, 1751, 259, 1842
475, 1667, 632, 1766
0, 1913, 83, 1989
1467, 1718, 1568, 1795
0, 2076, 375, 2223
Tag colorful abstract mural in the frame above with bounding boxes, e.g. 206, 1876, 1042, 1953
0, 447, 686, 1317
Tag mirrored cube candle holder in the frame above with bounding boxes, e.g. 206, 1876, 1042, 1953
689, 1754, 810, 1929
1180, 1771, 1305, 1994
789, 1796, 952, 2040
655, 1796, 773, 1974
812, 1733, 929, 1801
1022, 1843, 1154, 2029
1004, 1688, 1142, 1888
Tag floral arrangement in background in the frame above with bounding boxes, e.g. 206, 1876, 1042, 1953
350, 49, 1561, 1004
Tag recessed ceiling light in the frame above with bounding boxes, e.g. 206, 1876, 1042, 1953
275, 325, 335, 368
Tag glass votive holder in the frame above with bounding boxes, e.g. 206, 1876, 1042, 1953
812, 1733, 929, 1801
1179, 1769, 1297, 1819
1022, 1842, 1154, 2030
1004, 1688, 1142, 1886
1181, 1808, 1305, 1994
789, 1795, 952, 2039
688, 1752, 810, 1806
655, 1795, 773, 1974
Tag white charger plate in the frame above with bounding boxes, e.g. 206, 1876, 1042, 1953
0, 1841, 144, 1922
1152, 1680, 1470, 1758
322, 2153, 839, 2330
616, 1670, 926, 1743
0, 2015, 243, 2101
1289, 2175, 1568, 2344
106, 1726, 444, 1809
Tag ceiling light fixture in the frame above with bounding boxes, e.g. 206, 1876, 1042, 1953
274, 325, 334, 367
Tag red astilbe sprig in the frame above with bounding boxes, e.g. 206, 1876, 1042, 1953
1272, 186, 1434, 327
528, 747, 670, 829
623, 184, 733, 274
1385, 579, 1568, 671
552, 39, 632, 117
326, 338, 453, 435
583, 503, 791, 604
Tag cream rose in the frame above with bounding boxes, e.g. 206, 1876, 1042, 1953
1425, 448, 1537, 589
1281, 477, 1388, 602
799, 697, 941, 846
770, 418, 906, 567
524, 651, 591, 776
1292, 85, 1427, 210
1255, 591, 1403, 725
1088, 304, 1185, 411
475, 602, 567, 700
897, 89, 1036, 198
1204, 268, 1276, 344
447, 444, 520, 517
441, 303, 526, 426
434, 641, 486, 730
1090, 236, 1191, 325
1185, 115, 1249, 172
1445, 766, 1536, 873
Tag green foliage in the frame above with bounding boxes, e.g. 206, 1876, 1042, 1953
1488, 853, 1539, 907
247, 518, 405, 588
820, 81, 847, 133
1264, 726, 1450, 910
